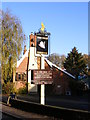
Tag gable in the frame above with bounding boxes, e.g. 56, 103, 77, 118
15, 49, 75, 79
16, 57, 28, 73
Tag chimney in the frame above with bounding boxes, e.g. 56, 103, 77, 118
23, 45, 27, 54
30, 32, 35, 47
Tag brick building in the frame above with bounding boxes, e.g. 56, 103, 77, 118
13, 32, 75, 95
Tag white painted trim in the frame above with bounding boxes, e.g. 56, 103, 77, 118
44, 58, 75, 79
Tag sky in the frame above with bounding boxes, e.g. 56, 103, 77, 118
2, 2, 88, 56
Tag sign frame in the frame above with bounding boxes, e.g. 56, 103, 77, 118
34, 32, 50, 57
32, 70, 53, 84
36, 35, 48, 56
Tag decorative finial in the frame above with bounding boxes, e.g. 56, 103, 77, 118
41, 22, 45, 32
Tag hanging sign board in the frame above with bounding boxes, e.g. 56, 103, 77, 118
36, 36, 48, 55
32, 70, 53, 84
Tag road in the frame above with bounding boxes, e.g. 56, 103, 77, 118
2, 94, 90, 111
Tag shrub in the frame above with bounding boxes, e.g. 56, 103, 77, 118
2, 82, 16, 94
69, 80, 86, 95
17, 86, 27, 94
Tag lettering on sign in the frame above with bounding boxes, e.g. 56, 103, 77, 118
33, 70, 53, 81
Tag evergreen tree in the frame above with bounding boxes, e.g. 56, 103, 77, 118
64, 47, 87, 80
0, 10, 26, 83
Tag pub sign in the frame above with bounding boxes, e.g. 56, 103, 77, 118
36, 36, 48, 55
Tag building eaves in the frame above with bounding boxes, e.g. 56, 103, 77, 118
45, 58, 75, 79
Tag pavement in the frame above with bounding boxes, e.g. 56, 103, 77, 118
2, 93, 90, 111
1, 102, 53, 120
19, 94, 90, 111
17, 93, 89, 102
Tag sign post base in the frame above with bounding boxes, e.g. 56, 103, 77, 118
41, 84, 45, 105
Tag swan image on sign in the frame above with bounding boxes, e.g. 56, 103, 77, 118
39, 41, 45, 49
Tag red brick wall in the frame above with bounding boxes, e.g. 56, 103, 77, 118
45, 65, 73, 95
15, 55, 74, 95
52, 67, 73, 95
16, 57, 28, 73
15, 81, 26, 90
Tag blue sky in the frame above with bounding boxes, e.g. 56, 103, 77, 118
2, 2, 88, 56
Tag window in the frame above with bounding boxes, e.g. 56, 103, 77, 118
18, 74, 21, 80
15, 73, 18, 81
31, 70, 33, 80
22, 74, 24, 81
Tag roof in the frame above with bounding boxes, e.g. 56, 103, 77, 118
16, 50, 28, 67
16, 57, 28, 73
16, 49, 75, 79
44, 58, 75, 79
16, 51, 28, 73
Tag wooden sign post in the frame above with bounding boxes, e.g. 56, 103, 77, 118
34, 23, 51, 105
41, 55, 45, 105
